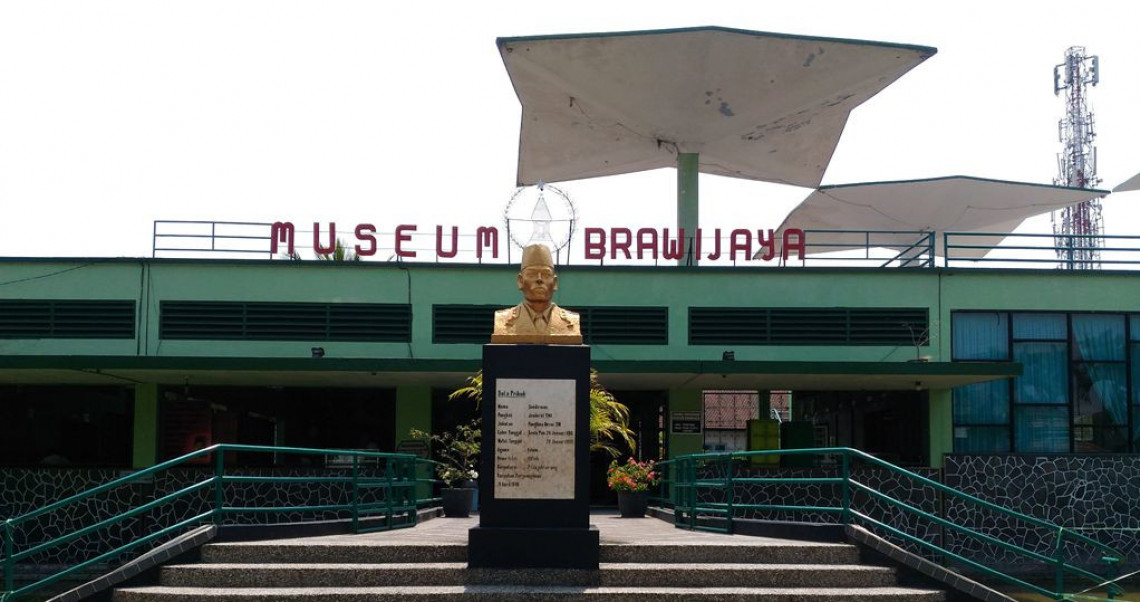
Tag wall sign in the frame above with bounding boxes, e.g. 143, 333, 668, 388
395, 439, 430, 459
671, 411, 702, 434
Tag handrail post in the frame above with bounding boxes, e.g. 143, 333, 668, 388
1105, 555, 1119, 600
840, 451, 851, 524
689, 458, 698, 530
668, 461, 674, 507
1053, 527, 1065, 600
656, 463, 664, 507
725, 454, 735, 534
679, 458, 688, 529
213, 447, 225, 524
676, 459, 685, 527
407, 459, 416, 520
407, 458, 416, 508
3, 519, 14, 599
351, 454, 360, 533
385, 458, 394, 530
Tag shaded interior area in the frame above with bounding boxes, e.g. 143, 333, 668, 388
794, 390, 929, 467
0, 385, 133, 466
158, 385, 396, 466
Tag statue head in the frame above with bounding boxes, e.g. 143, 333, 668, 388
517, 244, 557, 306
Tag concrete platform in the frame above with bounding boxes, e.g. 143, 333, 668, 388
115, 511, 949, 602
204, 511, 858, 554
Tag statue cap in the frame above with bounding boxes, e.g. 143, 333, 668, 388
520, 244, 554, 270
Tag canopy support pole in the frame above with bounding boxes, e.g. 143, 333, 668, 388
677, 153, 699, 266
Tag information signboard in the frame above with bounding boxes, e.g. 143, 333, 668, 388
493, 378, 576, 499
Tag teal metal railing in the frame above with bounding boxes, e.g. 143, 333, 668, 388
654, 447, 1125, 602
944, 231, 1140, 270
0, 444, 441, 602
784, 229, 935, 268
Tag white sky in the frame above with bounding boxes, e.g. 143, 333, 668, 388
1, 0, 1137, 260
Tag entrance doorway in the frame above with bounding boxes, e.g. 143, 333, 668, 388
793, 390, 928, 467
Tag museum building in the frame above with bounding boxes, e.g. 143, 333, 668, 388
2, 27, 1139, 570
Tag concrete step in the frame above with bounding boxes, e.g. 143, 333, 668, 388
160, 562, 898, 588
200, 543, 467, 564
199, 542, 860, 565
114, 584, 948, 602
601, 543, 861, 564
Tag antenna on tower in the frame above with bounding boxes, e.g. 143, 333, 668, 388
1051, 46, 1104, 270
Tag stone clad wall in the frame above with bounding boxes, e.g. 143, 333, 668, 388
5, 454, 1139, 574
943, 455, 1140, 574
0, 466, 405, 566
690, 463, 941, 557
687, 454, 1140, 575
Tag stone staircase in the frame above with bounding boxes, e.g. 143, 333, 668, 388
111, 533, 947, 601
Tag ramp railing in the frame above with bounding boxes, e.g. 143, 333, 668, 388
1, 444, 440, 602
655, 447, 1124, 601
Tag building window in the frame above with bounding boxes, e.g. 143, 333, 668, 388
952, 312, 1008, 360
952, 380, 1010, 453
1130, 316, 1140, 452
1011, 313, 1069, 452
1014, 406, 1069, 453
952, 311, 1138, 454
702, 390, 759, 451
951, 312, 1011, 453
1071, 314, 1127, 452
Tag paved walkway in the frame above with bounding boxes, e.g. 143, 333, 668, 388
248, 511, 842, 550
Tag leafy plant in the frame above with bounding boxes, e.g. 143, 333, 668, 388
448, 369, 635, 457
606, 458, 660, 493
447, 371, 483, 405
409, 419, 481, 488
587, 374, 636, 457
315, 238, 360, 261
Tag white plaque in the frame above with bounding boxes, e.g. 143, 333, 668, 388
493, 378, 576, 499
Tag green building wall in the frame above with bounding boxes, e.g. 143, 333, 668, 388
3, 258, 1140, 468
8, 260, 1135, 364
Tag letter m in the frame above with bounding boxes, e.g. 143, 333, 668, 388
270, 221, 295, 256
476, 227, 499, 259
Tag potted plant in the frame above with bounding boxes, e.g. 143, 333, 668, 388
607, 458, 661, 518
410, 419, 481, 517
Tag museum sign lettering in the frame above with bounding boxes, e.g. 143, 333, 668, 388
270, 222, 806, 263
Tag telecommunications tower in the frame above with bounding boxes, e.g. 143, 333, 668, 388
1051, 47, 1103, 269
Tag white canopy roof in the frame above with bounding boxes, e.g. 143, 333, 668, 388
1113, 172, 1140, 193
498, 27, 935, 188
775, 176, 1108, 257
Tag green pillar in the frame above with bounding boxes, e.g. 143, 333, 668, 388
677, 153, 700, 265
132, 383, 160, 469
757, 391, 771, 420
667, 388, 703, 458
395, 385, 434, 498
395, 385, 433, 445
927, 388, 953, 468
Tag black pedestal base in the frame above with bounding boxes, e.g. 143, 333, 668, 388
468, 525, 600, 569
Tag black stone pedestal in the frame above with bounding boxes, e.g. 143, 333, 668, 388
468, 525, 599, 569
468, 344, 597, 569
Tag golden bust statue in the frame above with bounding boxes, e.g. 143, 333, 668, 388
491, 244, 582, 344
